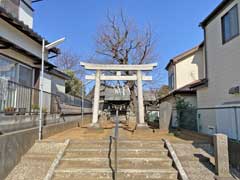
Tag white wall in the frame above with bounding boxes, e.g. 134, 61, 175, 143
168, 46, 204, 90
19, 0, 33, 28
197, 0, 240, 135
175, 53, 199, 89
198, 0, 240, 107
42, 73, 51, 93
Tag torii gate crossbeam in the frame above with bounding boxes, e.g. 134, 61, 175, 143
80, 62, 157, 127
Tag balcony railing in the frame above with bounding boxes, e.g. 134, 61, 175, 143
0, 79, 59, 115
0, 78, 92, 115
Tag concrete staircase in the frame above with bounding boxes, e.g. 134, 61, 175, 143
6, 140, 66, 180
52, 139, 179, 180
172, 143, 215, 180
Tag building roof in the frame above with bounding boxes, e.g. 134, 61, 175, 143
47, 69, 71, 80
189, 78, 208, 89
0, 6, 60, 54
104, 86, 131, 101
165, 42, 204, 70
159, 81, 199, 102
87, 84, 158, 102
200, 0, 234, 27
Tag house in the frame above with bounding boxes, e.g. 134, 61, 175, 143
0, 0, 70, 114
160, 42, 205, 127
163, 42, 205, 106
195, 0, 240, 138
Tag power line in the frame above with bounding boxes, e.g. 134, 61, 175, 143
32, 0, 44, 3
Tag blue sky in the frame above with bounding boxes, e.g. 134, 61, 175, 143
32, 0, 222, 86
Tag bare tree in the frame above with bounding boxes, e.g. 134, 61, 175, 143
95, 12, 158, 113
53, 50, 85, 80
52, 51, 86, 96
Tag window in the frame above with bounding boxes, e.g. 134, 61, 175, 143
0, 55, 17, 81
168, 73, 174, 90
222, 5, 239, 43
19, 65, 33, 87
0, 55, 33, 87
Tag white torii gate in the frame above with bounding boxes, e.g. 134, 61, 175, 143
80, 62, 157, 127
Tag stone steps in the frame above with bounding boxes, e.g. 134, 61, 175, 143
53, 168, 178, 180
58, 157, 173, 169
68, 141, 165, 149
64, 148, 169, 158
52, 139, 178, 180
178, 155, 210, 162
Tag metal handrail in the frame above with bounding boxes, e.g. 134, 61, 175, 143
114, 107, 119, 180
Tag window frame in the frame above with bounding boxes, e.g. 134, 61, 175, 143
0, 53, 34, 87
221, 4, 239, 44
168, 72, 175, 90
0, 54, 18, 82
18, 64, 34, 88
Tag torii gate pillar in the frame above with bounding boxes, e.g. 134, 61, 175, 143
92, 70, 100, 125
137, 70, 145, 125
80, 62, 157, 127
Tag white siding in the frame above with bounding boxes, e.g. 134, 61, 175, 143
197, 0, 240, 137
198, 0, 240, 107
175, 53, 199, 89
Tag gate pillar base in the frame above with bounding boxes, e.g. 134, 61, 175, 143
86, 123, 104, 133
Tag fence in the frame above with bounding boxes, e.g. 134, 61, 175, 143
174, 106, 240, 141
0, 79, 59, 115
57, 92, 92, 108
0, 79, 93, 116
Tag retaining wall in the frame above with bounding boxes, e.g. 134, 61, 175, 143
0, 114, 92, 180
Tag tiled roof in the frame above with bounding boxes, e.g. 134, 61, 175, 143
200, 0, 234, 27
0, 6, 60, 54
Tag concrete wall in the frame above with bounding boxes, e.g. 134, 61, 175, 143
0, 114, 92, 180
160, 94, 197, 128
0, 113, 93, 134
0, 114, 61, 133
161, 94, 197, 109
